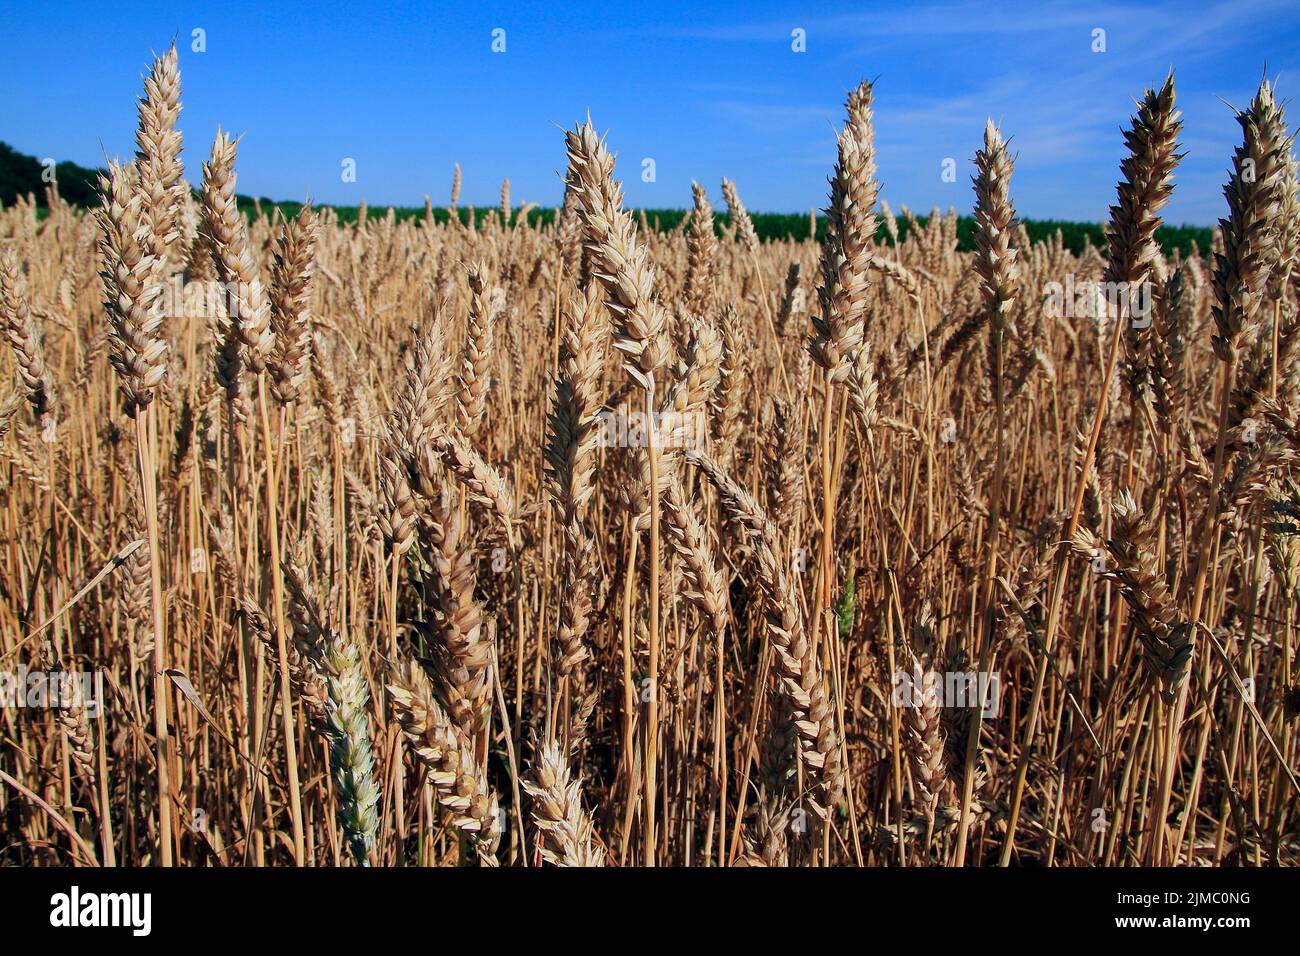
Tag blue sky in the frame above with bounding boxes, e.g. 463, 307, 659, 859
3, 0, 1298, 224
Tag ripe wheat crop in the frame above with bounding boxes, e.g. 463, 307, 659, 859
1, 47, 1298, 868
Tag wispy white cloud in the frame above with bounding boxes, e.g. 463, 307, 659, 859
642, 0, 1291, 43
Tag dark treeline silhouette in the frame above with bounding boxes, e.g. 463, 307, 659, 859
0, 141, 101, 207
1, 140, 1213, 256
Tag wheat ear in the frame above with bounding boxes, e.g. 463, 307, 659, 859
268, 204, 317, 405
388, 661, 502, 866
457, 261, 499, 435
686, 448, 842, 820
282, 545, 381, 865
0, 251, 55, 428
200, 130, 274, 372
544, 282, 608, 676
522, 738, 605, 866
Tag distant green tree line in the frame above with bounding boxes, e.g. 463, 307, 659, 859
3, 140, 1213, 257
0, 141, 102, 207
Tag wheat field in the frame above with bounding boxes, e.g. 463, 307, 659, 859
0, 44, 1297, 868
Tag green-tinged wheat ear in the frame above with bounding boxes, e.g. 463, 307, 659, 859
282, 544, 380, 865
